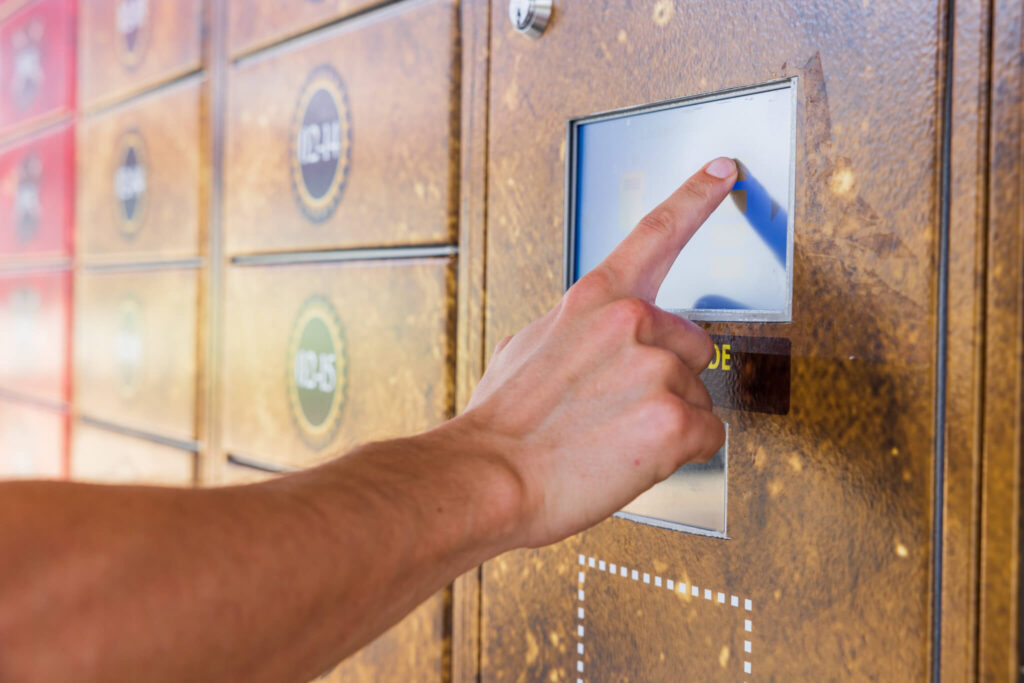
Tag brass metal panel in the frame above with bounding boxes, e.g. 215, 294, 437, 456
223, 0, 458, 255
941, 0, 991, 677
226, 0, 384, 57
70, 421, 195, 486
319, 593, 446, 682
214, 459, 447, 683
0, 269, 70, 403
482, 2, 944, 679
74, 267, 198, 442
221, 258, 454, 470
452, 0, 492, 679
979, 0, 1024, 678
76, 79, 203, 263
77, 0, 203, 110
0, 398, 66, 478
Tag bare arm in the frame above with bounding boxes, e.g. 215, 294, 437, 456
0, 157, 736, 683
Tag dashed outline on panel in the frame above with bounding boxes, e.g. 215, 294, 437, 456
575, 554, 753, 681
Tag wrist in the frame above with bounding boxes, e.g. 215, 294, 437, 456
418, 412, 529, 560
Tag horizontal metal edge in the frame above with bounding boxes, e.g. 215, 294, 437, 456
0, 388, 69, 413
225, 453, 298, 474
79, 70, 206, 119
79, 258, 204, 273
0, 259, 73, 275
230, 244, 458, 267
230, 0, 424, 67
77, 415, 200, 453
613, 511, 731, 540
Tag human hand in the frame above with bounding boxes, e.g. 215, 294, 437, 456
459, 156, 737, 550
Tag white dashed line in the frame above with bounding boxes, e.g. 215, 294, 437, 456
574, 556, 754, 681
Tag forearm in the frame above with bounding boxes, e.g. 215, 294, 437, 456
0, 417, 520, 683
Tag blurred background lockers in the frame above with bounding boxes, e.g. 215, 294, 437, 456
0, 0, 458, 679
0, 0, 1023, 681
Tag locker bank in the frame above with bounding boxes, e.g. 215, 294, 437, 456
0, 0, 1021, 680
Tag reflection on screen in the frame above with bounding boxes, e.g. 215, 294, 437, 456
572, 83, 795, 321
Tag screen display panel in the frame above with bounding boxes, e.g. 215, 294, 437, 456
567, 80, 797, 322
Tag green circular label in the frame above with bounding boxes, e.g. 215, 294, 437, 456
287, 296, 347, 449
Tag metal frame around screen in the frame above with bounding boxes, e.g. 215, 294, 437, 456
615, 424, 729, 539
564, 78, 799, 323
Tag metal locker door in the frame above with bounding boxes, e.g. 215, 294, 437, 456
480, 1, 956, 679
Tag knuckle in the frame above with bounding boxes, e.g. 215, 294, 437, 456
636, 207, 677, 237
680, 178, 712, 203
643, 395, 689, 438
643, 347, 682, 380
605, 297, 651, 332
495, 334, 515, 354
691, 415, 726, 464
565, 270, 612, 311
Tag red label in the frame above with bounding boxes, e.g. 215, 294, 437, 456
0, 0, 77, 134
0, 123, 73, 260
0, 269, 71, 403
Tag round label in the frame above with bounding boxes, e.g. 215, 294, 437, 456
287, 295, 347, 449
14, 154, 42, 246
10, 19, 44, 112
115, 0, 149, 67
290, 65, 352, 222
113, 130, 147, 239
114, 297, 144, 397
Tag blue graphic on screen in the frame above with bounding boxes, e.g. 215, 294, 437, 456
572, 85, 794, 319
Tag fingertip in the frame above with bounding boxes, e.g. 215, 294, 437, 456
704, 157, 737, 180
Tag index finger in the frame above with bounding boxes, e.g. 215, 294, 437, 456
596, 157, 737, 302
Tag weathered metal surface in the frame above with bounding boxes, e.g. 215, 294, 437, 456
223, 0, 459, 255
0, 269, 70, 403
220, 258, 455, 471
226, 0, 386, 57
70, 421, 195, 485
480, 1, 948, 679
978, 0, 1024, 679
78, 0, 202, 110
76, 78, 203, 263
74, 267, 198, 442
0, 398, 66, 478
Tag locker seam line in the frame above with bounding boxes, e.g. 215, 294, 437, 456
933, 0, 958, 680
77, 415, 201, 453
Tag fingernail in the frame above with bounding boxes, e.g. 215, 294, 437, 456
705, 157, 736, 179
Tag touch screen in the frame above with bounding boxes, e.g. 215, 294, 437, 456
567, 80, 796, 321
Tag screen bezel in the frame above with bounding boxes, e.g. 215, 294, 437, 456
564, 78, 799, 323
